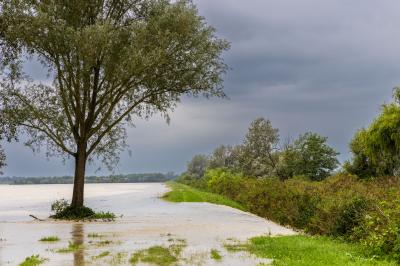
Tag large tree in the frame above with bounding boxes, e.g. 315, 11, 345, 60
0, 0, 229, 207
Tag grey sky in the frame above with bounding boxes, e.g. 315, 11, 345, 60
2, 0, 400, 176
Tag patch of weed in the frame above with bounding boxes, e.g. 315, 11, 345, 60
130, 246, 179, 266
56, 241, 82, 253
39, 236, 60, 242
92, 251, 110, 260
210, 249, 222, 260
111, 252, 127, 265
19, 255, 47, 266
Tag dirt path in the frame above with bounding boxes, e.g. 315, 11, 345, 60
0, 183, 295, 265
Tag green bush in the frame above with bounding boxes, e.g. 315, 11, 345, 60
50, 199, 115, 220
353, 195, 400, 261
205, 168, 245, 199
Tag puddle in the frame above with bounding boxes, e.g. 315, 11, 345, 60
0, 183, 294, 265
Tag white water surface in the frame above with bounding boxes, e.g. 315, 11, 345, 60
0, 183, 295, 265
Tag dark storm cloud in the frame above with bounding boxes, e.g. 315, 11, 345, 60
2, 0, 400, 176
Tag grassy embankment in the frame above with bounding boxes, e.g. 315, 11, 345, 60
162, 182, 245, 211
163, 181, 396, 266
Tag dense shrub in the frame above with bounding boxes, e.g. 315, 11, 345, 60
352, 190, 400, 261
50, 199, 116, 220
180, 169, 400, 260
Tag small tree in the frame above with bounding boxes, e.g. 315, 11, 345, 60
186, 154, 208, 179
240, 117, 279, 177
277, 132, 339, 181
0, 0, 229, 208
208, 145, 240, 170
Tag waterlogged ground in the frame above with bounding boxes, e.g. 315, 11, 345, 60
0, 183, 295, 265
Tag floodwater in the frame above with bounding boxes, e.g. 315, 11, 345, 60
0, 183, 295, 265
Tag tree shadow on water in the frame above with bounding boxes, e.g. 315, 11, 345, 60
71, 223, 85, 266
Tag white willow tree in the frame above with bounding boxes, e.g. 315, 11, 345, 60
0, 0, 229, 208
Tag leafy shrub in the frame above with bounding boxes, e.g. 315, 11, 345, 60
179, 170, 400, 259
50, 199, 115, 220
51, 199, 69, 214
205, 168, 245, 199
51, 205, 95, 220
353, 195, 400, 261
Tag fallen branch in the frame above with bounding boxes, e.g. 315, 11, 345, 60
29, 214, 45, 221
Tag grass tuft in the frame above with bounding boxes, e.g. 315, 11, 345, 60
56, 241, 82, 253
111, 252, 128, 265
19, 255, 47, 266
39, 236, 60, 242
210, 249, 222, 260
130, 246, 178, 266
92, 251, 110, 260
163, 182, 245, 211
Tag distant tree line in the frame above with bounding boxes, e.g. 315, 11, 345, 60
0, 172, 176, 185
183, 117, 339, 182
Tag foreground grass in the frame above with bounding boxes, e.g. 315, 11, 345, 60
163, 182, 245, 211
245, 235, 396, 266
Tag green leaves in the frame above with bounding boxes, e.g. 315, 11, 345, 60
0, 0, 229, 168
277, 132, 339, 181
346, 88, 400, 178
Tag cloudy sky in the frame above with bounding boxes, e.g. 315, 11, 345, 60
2, 0, 400, 177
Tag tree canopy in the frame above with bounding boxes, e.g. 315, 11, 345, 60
0, 0, 229, 207
277, 132, 339, 181
345, 88, 400, 178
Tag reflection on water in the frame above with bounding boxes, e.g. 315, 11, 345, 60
72, 223, 85, 266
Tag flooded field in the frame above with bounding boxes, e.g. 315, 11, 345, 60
0, 183, 295, 265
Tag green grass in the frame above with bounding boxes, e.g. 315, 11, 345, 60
39, 236, 60, 242
163, 182, 245, 211
91, 211, 116, 220
130, 246, 178, 266
111, 252, 128, 265
19, 255, 47, 266
210, 249, 222, 261
92, 251, 110, 260
245, 235, 396, 266
56, 241, 82, 253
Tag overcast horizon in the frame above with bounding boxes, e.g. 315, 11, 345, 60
2, 0, 399, 177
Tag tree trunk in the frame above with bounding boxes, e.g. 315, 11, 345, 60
71, 143, 87, 208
